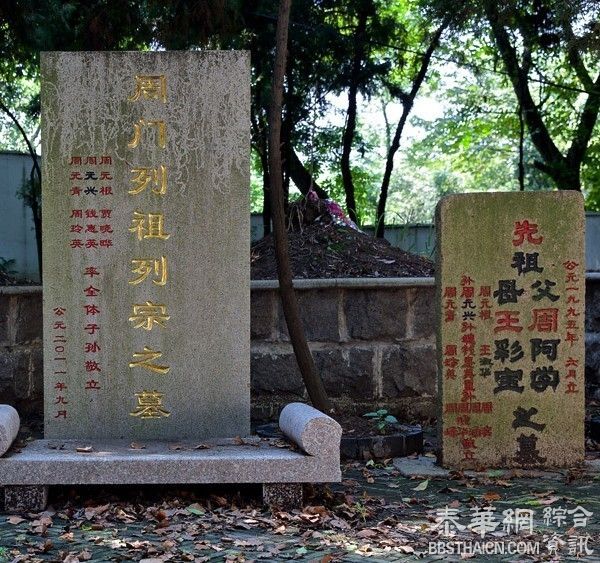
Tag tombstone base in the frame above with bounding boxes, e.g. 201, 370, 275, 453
0, 437, 340, 490
3, 485, 48, 513
262, 483, 303, 510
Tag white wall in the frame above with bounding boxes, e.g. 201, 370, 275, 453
0, 151, 40, 282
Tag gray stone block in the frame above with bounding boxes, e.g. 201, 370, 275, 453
0, 439, 341, 485
277, 290, 339, 342
586, 333, 600, 386
262, 483, 303, 510
409, 286, 435, 338
13, 294, 42, 344
30, 345, 44, 400
314, 348, 375, 398
382, 344, 437, 397
279, 402, 341, 458
0, 405, 20, 456
251, 351, 305, 396
12, 350, 35, 401
4, 485, 48, 513
0, 349, 29, 400
586, 280, 600, 332
251, 290, 276, 340
0, 296, 10, 344
344, 289, 407, 340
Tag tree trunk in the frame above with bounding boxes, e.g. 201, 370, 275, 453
375, 18, 449, 238
535, 160, 582, 191
340, 8, 369, 226
268, 0, 333, 413
485, 2, 600, 192
261, 148, 272, 237
286, 141, 329, 198
0, 98, 42, 277
31, 199, 42, 279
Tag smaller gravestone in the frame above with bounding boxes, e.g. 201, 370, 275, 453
436, 192, 584, 469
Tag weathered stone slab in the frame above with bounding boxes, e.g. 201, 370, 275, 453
0, 405, 19, 456
436, 192, 585, 469
0, 438, 341, 485
41, 52, 250, 440
393, 455, 569, 480
3, 485, 48, 513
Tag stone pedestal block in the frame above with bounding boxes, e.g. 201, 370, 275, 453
262, 483, 303, 510
4, 485, 48, 513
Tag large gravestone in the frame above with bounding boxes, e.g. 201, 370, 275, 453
41, 52, 250, 440
436, 192, 585, 469
0, 51, 341, 514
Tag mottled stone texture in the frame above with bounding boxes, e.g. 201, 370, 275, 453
41, 52, 250, 440
8, 278, 600, 421
262, 483, 303, 510
0, 291, 43, 416
437, 192, 585, 470
3, 485, 48, 513
251, 284, 437, 419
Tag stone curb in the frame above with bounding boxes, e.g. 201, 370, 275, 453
0, 405, 20, 456
0, 286, 42, 295
393, 455, 600, 480
251, 278, 435, 290
279, 402, 342, 458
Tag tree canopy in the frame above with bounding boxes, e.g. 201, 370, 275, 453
1, 0, 599, 228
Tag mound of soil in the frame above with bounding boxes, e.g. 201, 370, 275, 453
251, 222, 434, 280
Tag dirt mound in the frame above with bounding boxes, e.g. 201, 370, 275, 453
251, 222, 434, 279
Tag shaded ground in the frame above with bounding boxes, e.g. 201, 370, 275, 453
251, 224, 434, 280
1, 456, 598, 562
3, 425, 599, 562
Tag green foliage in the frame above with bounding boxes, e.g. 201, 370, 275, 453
1, 0, 600, 223
364, 408, 399, 433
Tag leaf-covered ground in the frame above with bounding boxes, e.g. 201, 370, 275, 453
1, 456, 599, 562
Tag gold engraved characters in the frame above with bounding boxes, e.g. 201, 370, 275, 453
129, 256, 168, 286
129, 346, 170, 374
130, 390, 171, 418
129, 212, 170, 240
128, 119, 166, 149
129, 166, 167, 195
128, 75, 167, 103
127, 73, 172, 420
129, 301, 170, 330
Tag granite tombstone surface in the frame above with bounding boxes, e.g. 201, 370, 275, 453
436, 192, 585, 469
42, 51, 250, 440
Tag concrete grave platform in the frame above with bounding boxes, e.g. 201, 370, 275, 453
0, 403, 342, 512
0, 437, 340, 486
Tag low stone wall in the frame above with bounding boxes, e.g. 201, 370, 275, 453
584, 275, 600, 397
3, 279, 600, 422
251, 279, 437, 421
0, 287, 43, 415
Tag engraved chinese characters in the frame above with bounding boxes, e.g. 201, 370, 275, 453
436, 192, 584, 469
126, 74, 171, 419
42, 52, 250, 440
